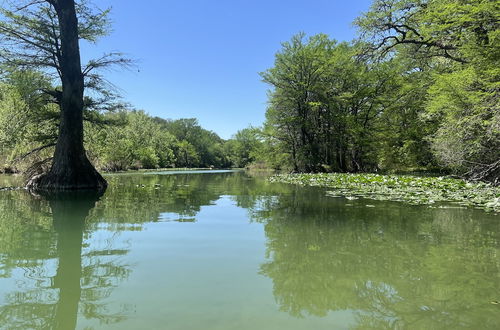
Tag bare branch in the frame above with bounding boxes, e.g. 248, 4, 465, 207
82, 52, 133, 76
12, 0, 46, 12
15, 143, 56, 162
0, 25, 57, 56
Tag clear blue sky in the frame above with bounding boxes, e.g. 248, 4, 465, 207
81, 0, 373, 139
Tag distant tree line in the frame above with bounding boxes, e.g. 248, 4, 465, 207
0, 74, 224, 172
0, 67, 266, 172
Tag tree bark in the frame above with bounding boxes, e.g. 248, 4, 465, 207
27, 0, 107, 191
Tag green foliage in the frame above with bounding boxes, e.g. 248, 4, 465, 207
224, 126, 263, 168
0, 0, 129, 108
373, 56, 436, 170
0, 70, 234, 172
271, 173, 500, 212
258, 0, 498, 182
426, 67, 499, 181
355, 0, 499, 64
175, 140, 199, 167
86, 110, 177, 171
355, 0, 500, 182
158, 118, 230, 168
0, 70, 58, 171
0, 73, 236, 173
260, 33, 339, 172
259, 34, 433, 173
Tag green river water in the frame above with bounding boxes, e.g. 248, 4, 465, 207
0, 170, 499, 329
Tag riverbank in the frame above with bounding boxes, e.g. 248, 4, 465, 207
0, 168, 243, 189
270, 173, 500, 212
104, 167, 238, 173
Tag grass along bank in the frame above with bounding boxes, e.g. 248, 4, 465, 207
270, 173, 500, 213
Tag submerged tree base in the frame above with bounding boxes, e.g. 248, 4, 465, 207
26, 161, 107, 191
270, 173, 500, 212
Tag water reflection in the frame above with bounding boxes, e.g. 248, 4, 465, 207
88, 171, 279, 228
254, 189, 500, 328
50, 192, 101, 329
0, 172, 499, 329
0, 191, 131, 329
0, 172, 277, 329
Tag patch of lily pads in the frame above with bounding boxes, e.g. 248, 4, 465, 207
269, 173, 500, 213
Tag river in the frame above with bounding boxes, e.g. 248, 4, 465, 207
0, 170, 499, 329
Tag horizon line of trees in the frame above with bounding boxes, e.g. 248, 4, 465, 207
0, 71, 238, 172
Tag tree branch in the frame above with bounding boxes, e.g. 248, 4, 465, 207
15, 143, 56, 162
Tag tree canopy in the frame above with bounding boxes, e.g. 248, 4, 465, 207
255, 0, 499, 182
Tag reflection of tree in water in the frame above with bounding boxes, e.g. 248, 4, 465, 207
0, 191, 131, 329
8, 171, 491, 329
0, 171, 280, 329
254, 189, 500, 329
92, 172, 284, 227
92, 173, 231, 225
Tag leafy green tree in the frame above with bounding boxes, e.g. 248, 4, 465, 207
426, 67, 499, 181
87, 110, 176, 171
175, 140, 200, 167
225, 127, 263, 168
372, 55, 436, 171
0, 0, 129, 190
0, 70, 59, 172
356, 0, 500, 181
261, 34, 412, 173
355, 0, 498, 64
158, 118, 229, 168
261, 33, 336, 172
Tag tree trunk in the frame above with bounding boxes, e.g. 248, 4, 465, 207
27, 0, 106, 191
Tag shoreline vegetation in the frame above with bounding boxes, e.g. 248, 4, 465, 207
0, 167, 241, 181
270, 173, 500, 213
3, 168, 498, 214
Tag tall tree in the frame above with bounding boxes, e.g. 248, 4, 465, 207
356, 0, 500, 182
261, 34, 402, 173
0, 0, 128, 190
